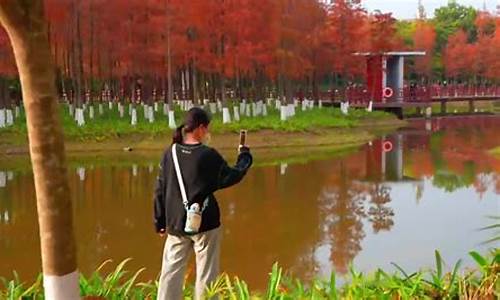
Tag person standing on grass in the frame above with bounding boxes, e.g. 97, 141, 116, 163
153, 107, 253, 300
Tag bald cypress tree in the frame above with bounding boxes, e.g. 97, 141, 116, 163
0, 1, 79, 299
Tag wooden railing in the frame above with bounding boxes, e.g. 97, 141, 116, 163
316, 85, 500, 104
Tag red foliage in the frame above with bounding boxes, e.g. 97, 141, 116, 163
368, 12, 403, 53
413, 21, 436, 77
0, 1, 497, 85
325, 0, 367, 78
444, 30, 475, 78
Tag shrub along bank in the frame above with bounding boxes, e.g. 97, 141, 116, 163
1, 250, 498, 299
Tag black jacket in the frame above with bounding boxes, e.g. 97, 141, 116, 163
153, 143, 253, 236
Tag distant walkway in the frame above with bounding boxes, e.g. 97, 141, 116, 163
320, 84, 500, 118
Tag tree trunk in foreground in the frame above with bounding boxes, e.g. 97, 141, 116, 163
0, 1, 79, 300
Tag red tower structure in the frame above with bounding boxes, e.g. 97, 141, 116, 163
358, 51, 425, 102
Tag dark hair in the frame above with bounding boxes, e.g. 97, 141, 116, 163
172, 107, 211, 144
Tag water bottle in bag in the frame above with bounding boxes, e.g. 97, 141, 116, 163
185, 203, 202, 234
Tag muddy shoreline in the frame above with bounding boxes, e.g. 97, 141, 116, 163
0, 119, 405, 154
0, 119, 406, 170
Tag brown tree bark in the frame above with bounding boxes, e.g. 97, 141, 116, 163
73, 0, 84, 108
0, 1, 79, 299
164, 0, 176, 128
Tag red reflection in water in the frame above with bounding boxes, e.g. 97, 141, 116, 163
0, 116, 498, 289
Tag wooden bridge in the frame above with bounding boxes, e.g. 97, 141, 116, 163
321, 84, 500, 118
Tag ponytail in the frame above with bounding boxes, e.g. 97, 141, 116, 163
172, 124, 185, 145
171, 107, 211, 145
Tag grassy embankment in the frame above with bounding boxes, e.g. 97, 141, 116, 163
0, 104, 404, 156
1, 250, 498, 299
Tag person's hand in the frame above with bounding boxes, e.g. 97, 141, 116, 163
238, 145, 250, 154
158, 228, 166, 237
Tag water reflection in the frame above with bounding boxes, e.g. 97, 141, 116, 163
318, 164, 368, 274
0, 171, 6, 188
280, 163, 288, 175
366, 184, 394, 233
132, 164, 138, 177
0, 116, 498, 289
77, 167, 86, 181
318, 161, 397, 274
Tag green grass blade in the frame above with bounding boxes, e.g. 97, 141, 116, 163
96, 259, 113, 273
223, 274, 234, 299
266, 263, 282, 300
204, 275, 227, 298
234, 277, 249, 300
390, 262, 415, 280
120, 267, 145, 297
19, 274, 42, 298
448, 259, 462, 292
492, 250, 500, 264
329, 271, 337, 300
479, 224, 500, 230
435, 250, 443, 280
479, 236, 500, 245
103, 258, 132, 296
469, 251, 488, 269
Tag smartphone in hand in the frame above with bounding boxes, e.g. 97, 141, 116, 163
239, 130, 247, 146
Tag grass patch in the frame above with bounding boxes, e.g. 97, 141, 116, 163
1, 250, 498, 299
0, 103, 395, 142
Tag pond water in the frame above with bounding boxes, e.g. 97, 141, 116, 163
0, 116, 499, 289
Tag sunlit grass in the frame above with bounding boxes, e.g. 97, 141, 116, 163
1, 250, 498, 299
0, 103, 394, 141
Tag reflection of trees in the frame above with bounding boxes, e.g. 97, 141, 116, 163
462, 161, 476, 186
220, 162, 323, 287
319, 186, 365, 274
414, 182, 424, 203
494, 174, 500, 195
430, 132, 478, 192
319, 163, 394, 274
474, 174, 489, 199
366, 184, 394, 233
426, 121, 500, 195
433, 171, 465, 192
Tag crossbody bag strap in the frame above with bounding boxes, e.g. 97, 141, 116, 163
172, 143, 210, 212
172, 144, 189, 209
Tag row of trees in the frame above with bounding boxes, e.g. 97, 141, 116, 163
0, 0, 499, 127
443, 12, 500, 81
399, 1, 500, 82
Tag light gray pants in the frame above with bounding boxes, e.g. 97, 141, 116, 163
157, 227, 221, 300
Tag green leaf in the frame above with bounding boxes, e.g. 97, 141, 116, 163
448, 259, 462, 292
119, 267, 145, 297
469, 251, 488, 269
266, 263, 282, 300
391, 262, 411, 279
234, 277, 249, 300
479, 224, 500, 230
329, 272, 337, 300
435, 250, 443, 280
479, 236, 500, 245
